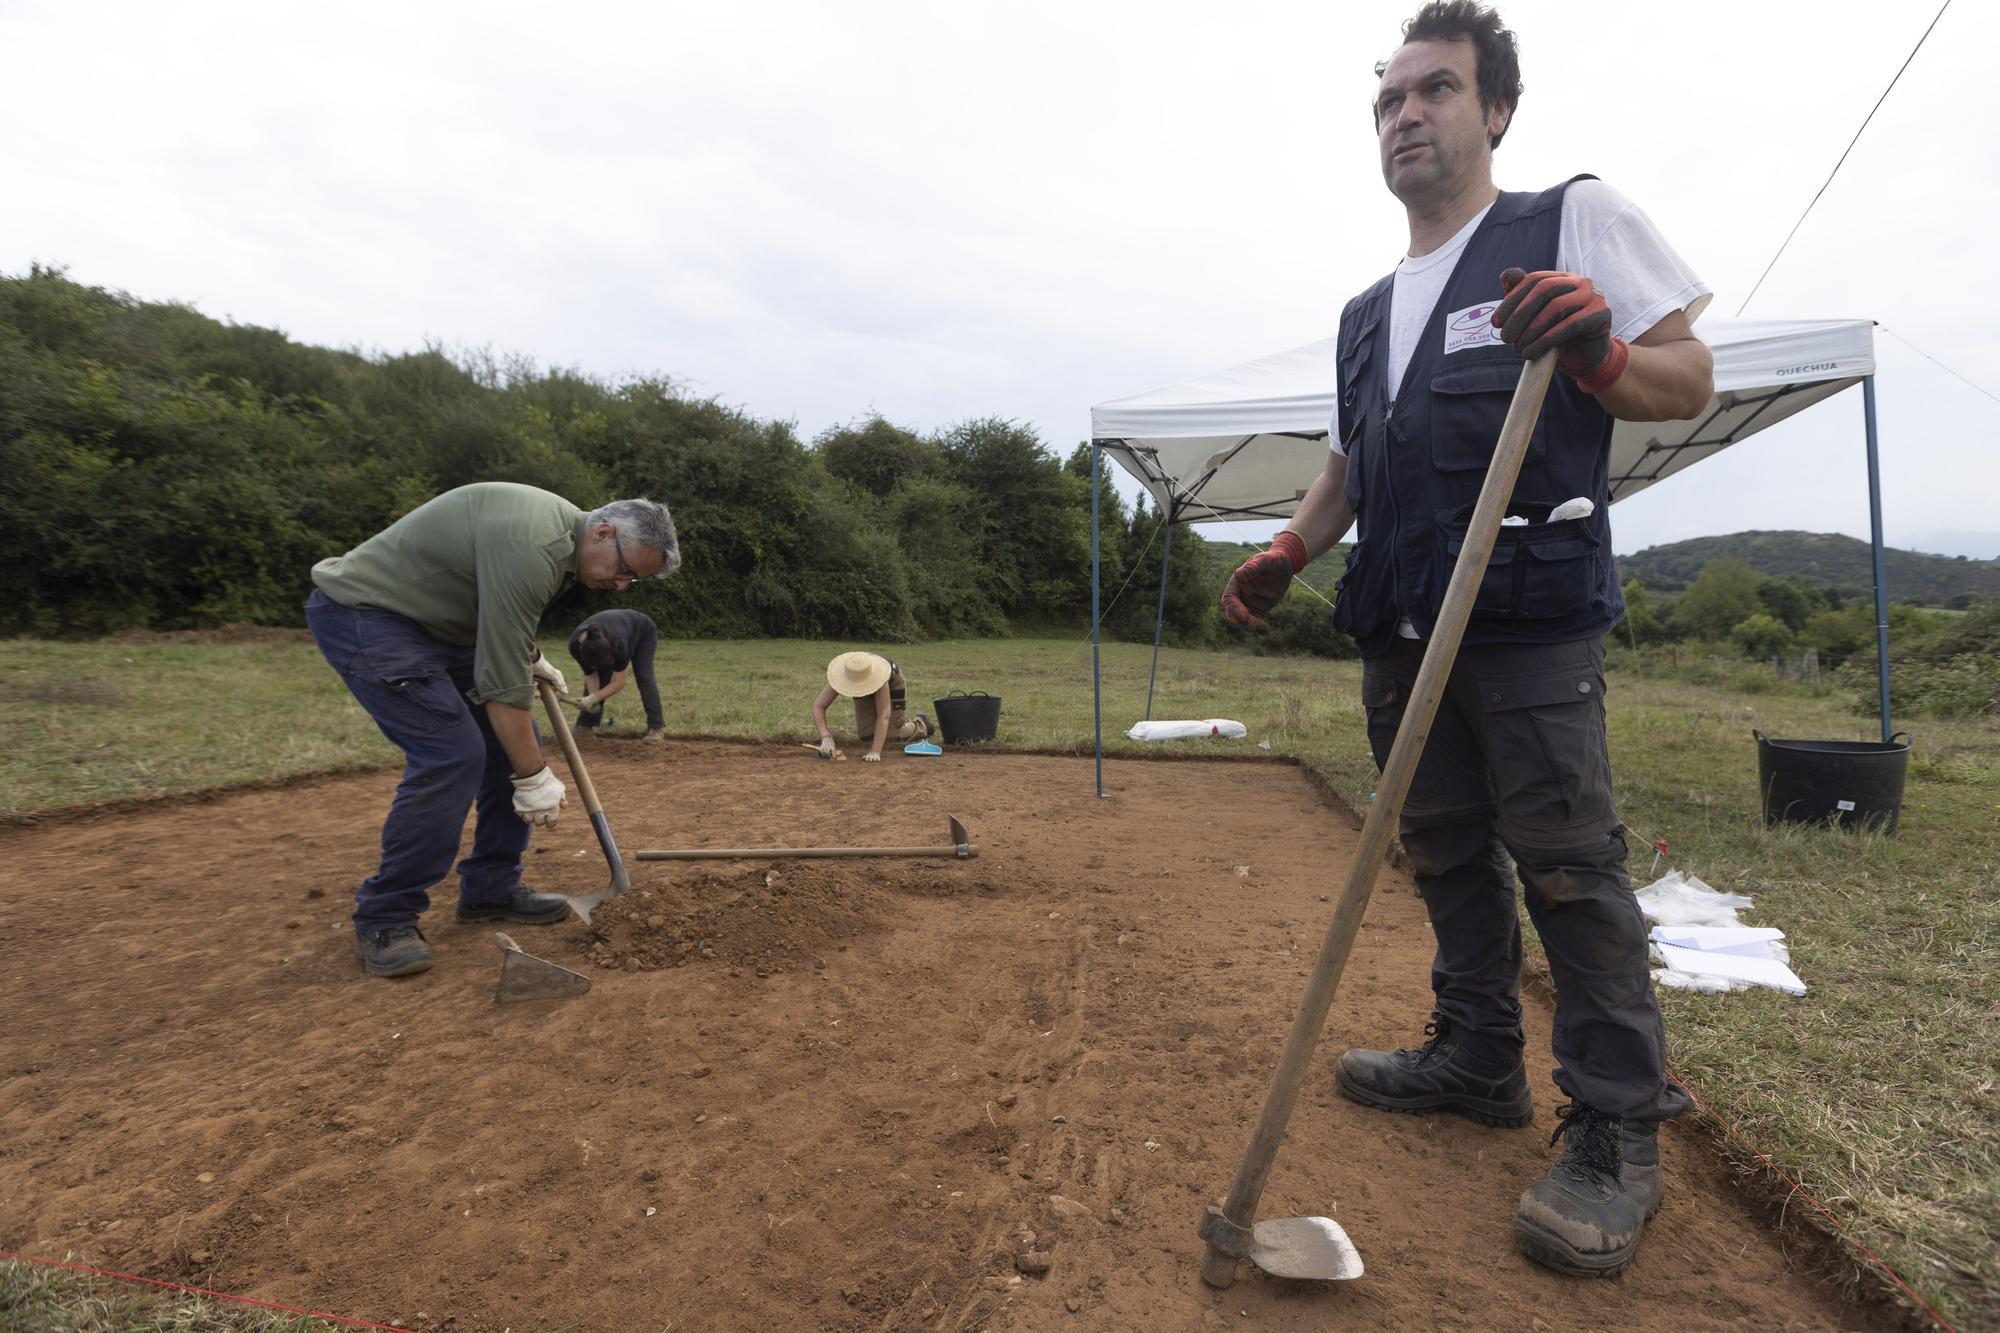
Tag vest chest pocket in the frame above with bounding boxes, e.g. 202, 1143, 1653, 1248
1426, 359, 1547, 472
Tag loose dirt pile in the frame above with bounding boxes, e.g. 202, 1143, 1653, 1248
583, 859, 1007, 975
0, 743, 1892, 1331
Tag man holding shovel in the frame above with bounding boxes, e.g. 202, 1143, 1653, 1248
306, 483, 679, 978
1219, 0, 1713, 1276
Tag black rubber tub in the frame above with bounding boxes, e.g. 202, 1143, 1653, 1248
1754, 728, 1911, 835
933, 690, 1001, 744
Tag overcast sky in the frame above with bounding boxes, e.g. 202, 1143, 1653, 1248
4, 0, 1995, 557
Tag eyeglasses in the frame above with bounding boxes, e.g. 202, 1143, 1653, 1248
610, 530, 637, 583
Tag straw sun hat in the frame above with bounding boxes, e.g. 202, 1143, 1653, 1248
826, 651, 891, 698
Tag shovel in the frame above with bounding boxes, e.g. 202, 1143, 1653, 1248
536, 678, 631, 924
1196, 352, 1558, 1287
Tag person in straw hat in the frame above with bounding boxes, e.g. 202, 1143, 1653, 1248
813, 651, 930, 762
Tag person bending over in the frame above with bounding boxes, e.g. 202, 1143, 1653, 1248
307, 483, 679, 978
567, 607, 666, 742
812, 651, 929, 762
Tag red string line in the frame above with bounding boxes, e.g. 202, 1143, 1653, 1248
0, 1249, 413, 1332
1667, 1073, 1960, 1333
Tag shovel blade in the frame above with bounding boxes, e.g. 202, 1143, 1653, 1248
1249, 1216, 1363, 1281
567, 890, 613, 926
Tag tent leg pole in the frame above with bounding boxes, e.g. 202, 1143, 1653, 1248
1863, 376, 1891, 743
1144, 515, 1174, 720
1091, 439, 1105, 798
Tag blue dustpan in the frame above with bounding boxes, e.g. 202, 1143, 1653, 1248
904, 741, 943, 755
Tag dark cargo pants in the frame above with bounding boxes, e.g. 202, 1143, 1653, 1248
1360, 635, 1687, 1121
305, 589, 534, 933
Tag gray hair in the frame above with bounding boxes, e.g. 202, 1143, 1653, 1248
588, 498, 681, 579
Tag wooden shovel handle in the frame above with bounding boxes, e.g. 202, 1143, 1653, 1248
1199, 354, 1559, 1288
536, 678, 605, 817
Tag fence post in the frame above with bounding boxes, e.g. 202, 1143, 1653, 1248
1803, 647, 1819, 685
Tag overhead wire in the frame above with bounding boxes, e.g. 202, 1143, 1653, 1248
1878, 326, 2000, 411
1735, 0, 1953, 316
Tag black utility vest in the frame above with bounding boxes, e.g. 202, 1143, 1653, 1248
1329, 177, 1625, 658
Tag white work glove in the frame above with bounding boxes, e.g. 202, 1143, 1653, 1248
510, 765, 567, 827
530, 653, 568, 698
817, 736, 837, 759
576, 693, 603, 715
863, 751, 881, 763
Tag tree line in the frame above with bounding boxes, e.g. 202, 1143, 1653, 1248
8, 264, 1980, 710
0, 265, 1289, 650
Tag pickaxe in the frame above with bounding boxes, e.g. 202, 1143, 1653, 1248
636, 815, 977, 862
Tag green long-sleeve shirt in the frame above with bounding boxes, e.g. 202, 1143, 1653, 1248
312, 483, 584, 709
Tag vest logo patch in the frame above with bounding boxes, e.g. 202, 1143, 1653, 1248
1442, 302, 1505, 355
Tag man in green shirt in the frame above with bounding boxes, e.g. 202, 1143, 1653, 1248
306, 483, 679, 978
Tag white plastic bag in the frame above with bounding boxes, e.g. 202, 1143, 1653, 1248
1637, 871, 1804, 995
1126, 719, 1248, 742
1634, 870, 1753, 928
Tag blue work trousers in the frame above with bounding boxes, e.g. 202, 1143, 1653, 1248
305, 589, 532, 932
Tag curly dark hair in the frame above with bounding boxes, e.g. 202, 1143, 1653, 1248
1374, 1, 1523, 148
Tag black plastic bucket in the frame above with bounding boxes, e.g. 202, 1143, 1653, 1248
933, 690, 1001, 744
1754, 729, 1911, 835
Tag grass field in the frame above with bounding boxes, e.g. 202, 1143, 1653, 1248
2, 631, 1994, 1328
0, 1254, 337, 1331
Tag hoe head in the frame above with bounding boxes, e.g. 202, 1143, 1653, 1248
1199, 1206, 1363, 1282
492, 932, 592, 1003
1246, 1216, 1362, 1281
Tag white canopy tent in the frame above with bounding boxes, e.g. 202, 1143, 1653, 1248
1083, 318, 1890, 795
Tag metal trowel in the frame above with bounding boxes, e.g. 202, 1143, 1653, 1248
492, 932, 592, 1003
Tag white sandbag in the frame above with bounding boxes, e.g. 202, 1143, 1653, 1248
1126, 719, 1248, 742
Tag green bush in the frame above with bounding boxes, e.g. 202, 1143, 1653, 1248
1732, 612, 1795, 658
1672, 557, 1761, 639
1843, 602, 2000, 719
0, 268, 1129, 644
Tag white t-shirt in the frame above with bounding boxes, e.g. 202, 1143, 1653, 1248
1331, 179, 1711, 638
1332, 177, 1711, 443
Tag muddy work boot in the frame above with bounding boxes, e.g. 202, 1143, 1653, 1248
1335, 1013, 1533, 1127
456, 887, 572, 925
355, 925, 432, 977
1513, 1103, 1663, 1277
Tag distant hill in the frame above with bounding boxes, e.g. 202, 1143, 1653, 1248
1618, 531, 2000, 604
1204, 529, 2000, 607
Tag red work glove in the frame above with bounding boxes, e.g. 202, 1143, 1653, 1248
1220, 530, 1309, 633
1491, 267, 1630, 394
